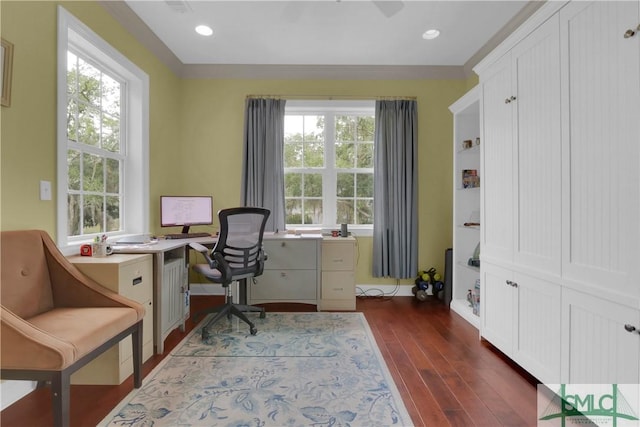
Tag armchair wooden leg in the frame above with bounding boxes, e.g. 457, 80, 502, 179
50, 371, 70, 427
132, 320, 143, 388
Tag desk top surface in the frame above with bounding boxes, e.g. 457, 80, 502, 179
112, 232, 323, 254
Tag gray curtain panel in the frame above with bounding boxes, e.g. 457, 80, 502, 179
372, 99, 418, 278
241, 98, 287, 232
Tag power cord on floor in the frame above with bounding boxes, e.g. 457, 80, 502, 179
355, 279, 401, 300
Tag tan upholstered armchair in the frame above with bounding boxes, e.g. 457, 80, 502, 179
0, 230, 145, 427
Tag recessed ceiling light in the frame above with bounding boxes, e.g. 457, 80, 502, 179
422, 29, 440, 40
195, 25, 213, 36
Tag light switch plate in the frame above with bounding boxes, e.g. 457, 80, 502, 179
40, 180, 52, 201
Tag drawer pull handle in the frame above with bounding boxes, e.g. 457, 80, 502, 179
132, 276, 143, 286
333, 259, 343, 262
624, 324, 637, 333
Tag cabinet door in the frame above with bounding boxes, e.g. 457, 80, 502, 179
513, 272, 561, 384
511, 15, 562, 275
562, 288, 640, 384
560, 1, 640, 302
481, 263, 514, 356
481, 53, 514, 263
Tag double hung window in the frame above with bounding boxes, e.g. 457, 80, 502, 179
65, 50, 122, 237
57, 7, 149, 249
284, 101, 375, 230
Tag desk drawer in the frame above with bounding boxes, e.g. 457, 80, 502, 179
119, 259, 152, 303
250, 269, 317, 301
321, 242, 355, 271
263, 240, 317, 270
322, 271, 355, 299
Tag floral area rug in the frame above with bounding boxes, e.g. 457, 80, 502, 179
99, 312, 413, 427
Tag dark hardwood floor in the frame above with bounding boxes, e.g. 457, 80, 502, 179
1, 295, 539, 426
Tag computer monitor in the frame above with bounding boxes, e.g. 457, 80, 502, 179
160, 196, 213, 234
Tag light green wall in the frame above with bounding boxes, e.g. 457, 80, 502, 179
466, 74, 480, 91
1, 0, 470, 286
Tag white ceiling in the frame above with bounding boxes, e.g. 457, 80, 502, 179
123, 0, 531, 67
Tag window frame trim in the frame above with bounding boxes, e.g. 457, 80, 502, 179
284, 100, 375, 234
56, 6, 149, 254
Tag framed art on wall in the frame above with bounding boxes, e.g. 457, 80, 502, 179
1, 38, 14, 107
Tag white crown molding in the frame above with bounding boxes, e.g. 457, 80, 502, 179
181, 64, 466, 80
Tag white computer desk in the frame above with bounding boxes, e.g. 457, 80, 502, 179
112, 232, 322, 354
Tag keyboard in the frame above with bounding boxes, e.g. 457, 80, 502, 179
164, 232, 211, 240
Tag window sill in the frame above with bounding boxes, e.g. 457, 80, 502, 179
285, 227, 373, 238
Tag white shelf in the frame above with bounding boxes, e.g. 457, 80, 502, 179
450, 85, 481, 331
456, 145, 480, 155
456, 261, 480, 272
450, 298, 480, 328
457, 225, 480, 231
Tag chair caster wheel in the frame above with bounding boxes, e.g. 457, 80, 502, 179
202, 330, 209, 340
250, 327, 258, 335
259, 310, 266, 319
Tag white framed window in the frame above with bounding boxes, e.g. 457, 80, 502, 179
57, 7, 149, 252
284, 100, 375, 232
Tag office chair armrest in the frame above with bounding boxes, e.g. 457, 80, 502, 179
188, 242, 209, 254
189, 242, 217, 269
212, 251, 233, 283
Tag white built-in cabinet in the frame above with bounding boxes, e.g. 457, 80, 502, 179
449, 87, 481, 328
476, 0, 640, 384
482, 263, 561, 384
562, 288, 640, 384
559, 0, 640, 304
558, 0, 640, 385
481, 13, 562, 274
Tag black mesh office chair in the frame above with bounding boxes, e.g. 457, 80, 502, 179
189, 207, 270, 338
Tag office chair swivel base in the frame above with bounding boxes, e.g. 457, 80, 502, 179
196, 302, 265, 339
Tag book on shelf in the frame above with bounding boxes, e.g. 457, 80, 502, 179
462, 169, 480, 189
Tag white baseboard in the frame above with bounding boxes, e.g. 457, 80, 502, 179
0, 380, 36, 410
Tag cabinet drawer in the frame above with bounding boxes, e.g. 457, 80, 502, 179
322, 271, 354, 299
263, 240, 317, 270
321, 243, 354, 271
119, 260, 152, 303
250, 269, 317, 301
